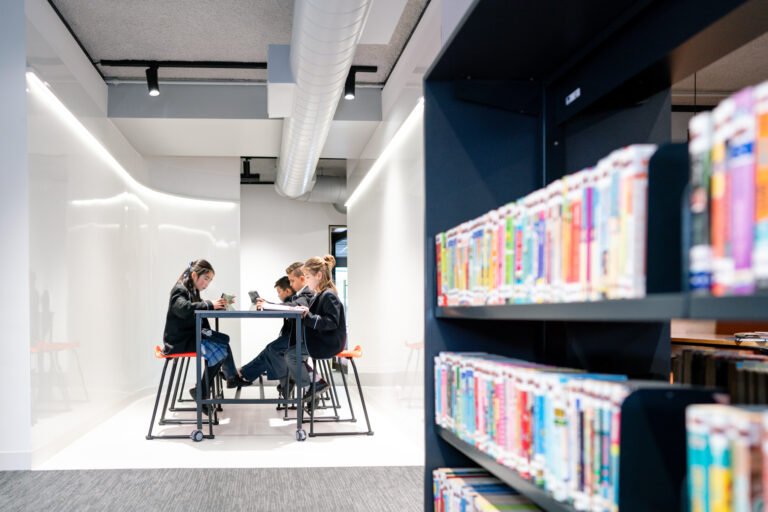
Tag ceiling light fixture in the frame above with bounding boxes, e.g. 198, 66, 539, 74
145, 66, 159, 96
343, 65, 378, 101
344, 69, 356, 100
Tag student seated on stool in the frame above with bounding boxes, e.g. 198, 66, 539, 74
285, 255, 347, 402
239, 263, 315, 396
162, 259, 249, 416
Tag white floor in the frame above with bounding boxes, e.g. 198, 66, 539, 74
36, 381, 425, 470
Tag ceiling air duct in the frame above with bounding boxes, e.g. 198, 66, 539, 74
275, 0, 372, 201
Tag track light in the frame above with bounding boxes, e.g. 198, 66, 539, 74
344, 69, 355, 100
145, 66, 160, 96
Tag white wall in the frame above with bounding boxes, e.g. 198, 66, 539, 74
239, 186, 345, 370
345, 0, 444, 384
24, 0, 240, 466
347, 111, 425, 377
144, 156, 241, 202
0, 0, 32, 470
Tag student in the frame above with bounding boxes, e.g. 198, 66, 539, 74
162, 260, 249, 412
242, 263, 315, 397
238, 276, 294, 384
286, 255, 347, 402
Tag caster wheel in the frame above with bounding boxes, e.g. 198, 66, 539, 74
191, 429, 204, 442
296, 429, 307, 442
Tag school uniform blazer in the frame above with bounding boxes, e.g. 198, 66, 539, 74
303, 289, 347, 360
285, 286, 316, 345
162, 284, 213, 355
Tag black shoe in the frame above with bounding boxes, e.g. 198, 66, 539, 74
277, 379, 296, 398
226, 376, 253, 389
302, 380, 329, 402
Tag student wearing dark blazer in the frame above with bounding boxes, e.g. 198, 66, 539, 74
287, 254, 347, 401
162, 259, 249, 410
240, 263, 315, 394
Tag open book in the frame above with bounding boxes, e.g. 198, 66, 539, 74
260, 303, 298, 312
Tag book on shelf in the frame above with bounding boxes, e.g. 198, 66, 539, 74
689, 80, 768, 297
686, 404, 765, 512
435, 352, 640, 511
432, 467, 540, 511
673, 347, 768, 404
435, 144, 656, 307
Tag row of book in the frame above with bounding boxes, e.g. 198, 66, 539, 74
688, 81, 768, 296
435, 352, 634, 511
686, 404, 767, 511
435, 144, 657, 306
433, 467, 539, 511
673, 347, 768, 404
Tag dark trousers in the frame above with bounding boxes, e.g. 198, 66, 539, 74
284, 342, 312, 387
240, 334, 291, 382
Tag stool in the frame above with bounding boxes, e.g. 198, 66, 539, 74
146, 346, 218, 440
307, 345, 373, 437
279, 360, 336, 419
168, 357, 224, 414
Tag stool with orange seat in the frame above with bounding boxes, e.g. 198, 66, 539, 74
146, 345, 219, 440
307, 345, 373, 437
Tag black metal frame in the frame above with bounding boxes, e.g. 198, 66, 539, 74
307, 356, 373, 437
193, 310, 307, 441
146, 354, 216, 440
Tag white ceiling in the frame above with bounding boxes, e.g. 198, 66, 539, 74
110, 117, 380, 158
45, 0, 426, 159
49, 0, 428, 84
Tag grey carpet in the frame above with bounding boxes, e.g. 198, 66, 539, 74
0, 466, 424, 511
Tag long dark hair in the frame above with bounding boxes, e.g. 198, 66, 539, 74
175, 259, 215, 300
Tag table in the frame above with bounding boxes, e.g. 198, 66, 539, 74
192, 309, 307, 441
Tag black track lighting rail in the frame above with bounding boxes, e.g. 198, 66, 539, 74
98, 60, 267, 69
349, 65, 378, 74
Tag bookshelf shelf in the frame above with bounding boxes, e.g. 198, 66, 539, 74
689, 295, 768, 320
437, 294, 686, 322
437, 426, 574, 512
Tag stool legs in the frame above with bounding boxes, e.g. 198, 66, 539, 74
350, 358, 373, 435
147, 359, 170, 439
307, 356, 373, 437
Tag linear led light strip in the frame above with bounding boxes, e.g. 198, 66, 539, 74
345, 97, 424, 208
25, 71, 236, 210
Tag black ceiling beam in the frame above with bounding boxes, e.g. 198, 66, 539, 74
98, 60, 267, 69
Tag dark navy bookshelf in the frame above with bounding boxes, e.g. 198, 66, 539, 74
437, 294, 686, 322
437, 426, 574, 512
423, 0, 766, 510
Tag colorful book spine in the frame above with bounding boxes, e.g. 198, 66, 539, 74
435, 143, 657, 306
436, 232, 446, 306
711, 98, 735, 296
502, 203, 516, 303
730, 87, 757, 295
514, 199, 526, 303
755, 82, 768, 290
689, 112, 715, 294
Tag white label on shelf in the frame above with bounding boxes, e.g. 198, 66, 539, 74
565, 87, 581, 106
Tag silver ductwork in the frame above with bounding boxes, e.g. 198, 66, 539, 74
295, 176, 347, 213
275, 0, 372, 200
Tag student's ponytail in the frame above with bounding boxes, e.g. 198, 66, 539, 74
175, 259, 215, 299
303, 254, 337, 294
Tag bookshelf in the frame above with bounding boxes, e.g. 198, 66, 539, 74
423, 0, 768, 510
